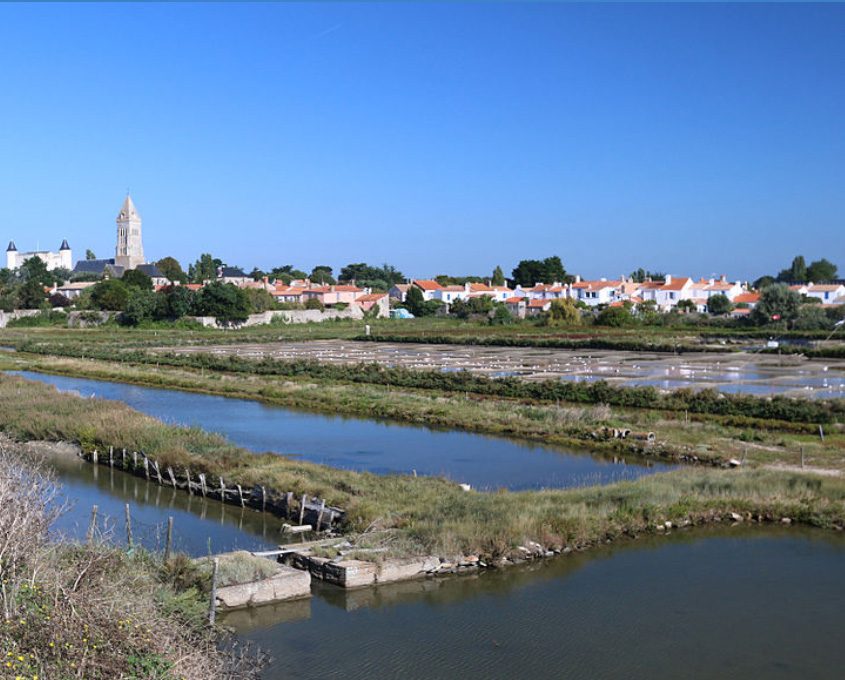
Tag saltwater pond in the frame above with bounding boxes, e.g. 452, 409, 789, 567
12, 371, 673, 491
231, 528, 845, 680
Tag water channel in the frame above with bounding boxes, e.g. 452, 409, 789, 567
12, 370, 674, 491
231, 528, 845, 680
23, 414, 845, 679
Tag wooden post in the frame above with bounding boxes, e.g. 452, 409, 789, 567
298, 494, 307, 526
109, 446, 114, 467
142, 456, 149, 479
186, 469, 193, 495
132, 450, 138, 469
199, 473, 207, 497
92, 449, 98, 464
164, 516, 174, 562
87, 505, 99, 544
219, 477, 226, 500
741, 447, 748, 465
819, 425, 825, 442
316, 499, 326, 532
152, 460, 162, 485
236, 484, 245, 507
122, 448, 127, 468
261, 486, 266, 512
208, 558, 219, 625
125, 503, 133, 548
800, 445, 805, 469
286, 491, 293, 519
167, 467, 177, 488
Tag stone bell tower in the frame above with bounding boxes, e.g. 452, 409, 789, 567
115, 194, 145, 270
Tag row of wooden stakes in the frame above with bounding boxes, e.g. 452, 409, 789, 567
82, 446, 346, 531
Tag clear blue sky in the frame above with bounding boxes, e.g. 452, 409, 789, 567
0, 2, 842, 281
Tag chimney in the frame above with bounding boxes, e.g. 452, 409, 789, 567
665, 274, 672, 284
575, 274, 581, 283
720, 274, 727, 283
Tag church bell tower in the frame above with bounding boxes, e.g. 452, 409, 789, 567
115, 194, 145, 270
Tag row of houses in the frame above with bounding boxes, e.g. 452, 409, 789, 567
389, 276, 845, 318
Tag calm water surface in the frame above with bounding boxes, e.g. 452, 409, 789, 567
232, 529, 845, 680
13, 371, 673, 491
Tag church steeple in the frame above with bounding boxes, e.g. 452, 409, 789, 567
115, 194, 144, 270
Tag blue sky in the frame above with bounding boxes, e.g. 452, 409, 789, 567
0, 2, 842, 281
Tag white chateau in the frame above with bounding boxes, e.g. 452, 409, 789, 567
6, 239, 73, 271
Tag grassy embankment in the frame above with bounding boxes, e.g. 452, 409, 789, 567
3, 344, 844, 471
0, 440, 261, 679
1, 374, 844, 561
4, 317, 840, 354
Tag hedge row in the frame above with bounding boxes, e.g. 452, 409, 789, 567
20, 341, 845, 425
353, 333, 736, 354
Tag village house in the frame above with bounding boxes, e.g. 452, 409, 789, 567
568, 278, 621, 307
51, 280, 96, 300
411, 279, 444, 301
637, 275, 694, 310
354, 292, 390, 316
216, 266, 251, 286
388, 283, 410, 302
526, 299, 552, 316
503, 296, 527, 319
803, 283, 845, 305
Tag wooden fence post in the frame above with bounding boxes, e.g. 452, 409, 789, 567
261, 486, 266, 512
87, 505, 99, 544
132, 451, 138, 469
125, 503, 133, 548
199, 473, 207, 497
142, 456, 150, 479
800, 445, 805, 469
168, 467, 177, 489
219, 477, 226, 500
819, 425, 825, 442
186, 469, 193, 495
316, 499, 326, 532
286, 491, 293, 519
164, 516, 174, 562
92, 449, 98, 464
122, 448, 127, 468
109, 446, 114, 467
299, 494, 307, 526
208, 558, 219, 625
236, 484, 245, 507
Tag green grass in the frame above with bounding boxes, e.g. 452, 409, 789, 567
3, 350, 844, 471
2, 373, 844, 559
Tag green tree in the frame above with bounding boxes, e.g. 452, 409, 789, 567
751, 283, 802, 325
158, 285, 196, 320
121, 268, 153, 291
309, 265, 336, 285
511, 256, 569, 287
244, 288, 277, 313
404, 285, 426, 317
596, 305, 636, 327
491, 266, 505, 286
85, 249, 97, 260
806, 258, 838, 282
339, 262, 405, 287
156, 256, 186, 283
490, 304, 513, 325
19, 256, 55, 287
707, 294, 733, 315
90, 279, 130, 311
304, 297, 325, 311
196, 282, 251, 325
188, 253, 222, 283
753, 275, 776, 290
777, 255, 807, 283
17, 279, 46, 309
544, 298, 581, 325
121, 289, 158, 326
676, 299, 696, 313
793, 305, 832, 331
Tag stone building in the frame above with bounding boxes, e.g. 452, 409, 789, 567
115, 194, 145, 270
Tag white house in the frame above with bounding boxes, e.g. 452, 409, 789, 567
804, 283, 845, 304
411, 279, 444, 301
637, 276, 694, 310
568, 279, 622, 307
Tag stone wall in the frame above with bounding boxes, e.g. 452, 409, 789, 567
190, 306, 365, 329
0, 309, 40, 329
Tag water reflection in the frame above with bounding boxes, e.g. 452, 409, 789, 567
12, 371, 673, 491
232, 528, 845, 680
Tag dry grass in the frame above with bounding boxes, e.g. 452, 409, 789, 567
0, 442, 263, 679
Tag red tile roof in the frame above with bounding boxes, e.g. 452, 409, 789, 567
732, 292, 760, 304
413, 279, 443, 291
